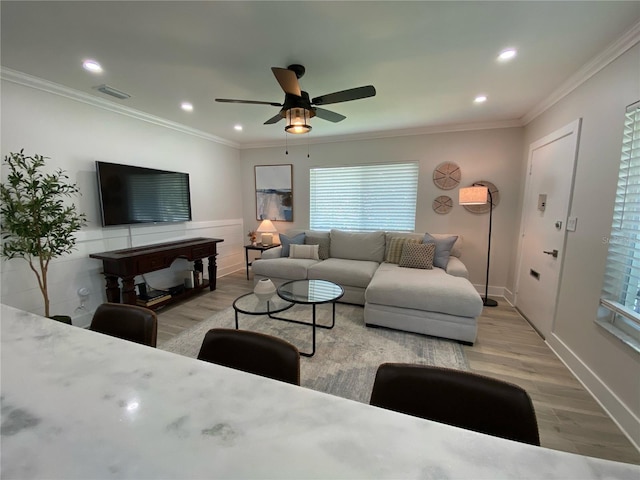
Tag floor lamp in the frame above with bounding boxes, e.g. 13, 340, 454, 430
459, 184, 498, 307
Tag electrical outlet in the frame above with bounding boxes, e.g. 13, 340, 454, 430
567, 216, 578, 232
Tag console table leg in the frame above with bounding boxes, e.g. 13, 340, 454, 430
105, 275, 121, 303
208, 255, 218, 291
121, 276, 137, 305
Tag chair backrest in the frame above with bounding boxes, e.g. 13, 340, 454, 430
370, 363, 540, 445
89, 303, 158, 347
197, 328, 300, 385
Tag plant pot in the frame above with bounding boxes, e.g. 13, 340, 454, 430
254, 278, 276, 301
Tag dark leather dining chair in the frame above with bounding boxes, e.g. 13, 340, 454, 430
197, 328, 300, 385
370, 363, 540, 445
89, 302, 158, 347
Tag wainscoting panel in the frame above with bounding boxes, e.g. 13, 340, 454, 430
0, 219, 245, 323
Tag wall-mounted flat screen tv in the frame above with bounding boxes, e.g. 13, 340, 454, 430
96, 161, 192, 227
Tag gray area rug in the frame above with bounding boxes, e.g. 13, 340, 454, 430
159, 303, 468, 404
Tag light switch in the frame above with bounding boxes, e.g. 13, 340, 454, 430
567, 216, 578, 232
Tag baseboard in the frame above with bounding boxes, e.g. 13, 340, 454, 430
546, 333, 640, 451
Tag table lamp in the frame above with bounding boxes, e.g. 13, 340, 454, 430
257, 219, 277, 246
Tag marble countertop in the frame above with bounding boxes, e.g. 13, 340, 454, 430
2, 303, 638, 479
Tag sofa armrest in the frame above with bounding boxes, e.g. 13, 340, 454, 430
445, 256, 469, 278
262, 246, 282, 259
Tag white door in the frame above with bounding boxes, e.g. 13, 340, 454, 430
515, 119, 581, 338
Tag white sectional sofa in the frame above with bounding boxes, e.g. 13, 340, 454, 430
252, 229, 483, 344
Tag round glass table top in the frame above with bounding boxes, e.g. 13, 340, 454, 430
277, 279, 344, 304
233, 292, 294, 315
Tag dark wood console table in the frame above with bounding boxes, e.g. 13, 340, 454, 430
90, 237, 224, 307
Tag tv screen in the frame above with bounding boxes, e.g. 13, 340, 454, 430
96, 161, 192, 227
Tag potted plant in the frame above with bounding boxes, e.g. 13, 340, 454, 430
0, 150, 87, 320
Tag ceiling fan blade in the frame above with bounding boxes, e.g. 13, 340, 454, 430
216, 98, 282, 107
264, 114, 284, 125
314, 107, 346, 123
271, 67, 302, 97
312, 85, 376, 105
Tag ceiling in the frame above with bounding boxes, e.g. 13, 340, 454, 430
2, 1, 639, 148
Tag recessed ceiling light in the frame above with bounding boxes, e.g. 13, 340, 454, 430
474, 95, 488, 103
181, 102, 193, 112
498, 48, 517, 62
82, 59, 102, 73
234, 125, 243, 131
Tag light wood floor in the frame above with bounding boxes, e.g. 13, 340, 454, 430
157, 270, 640, 465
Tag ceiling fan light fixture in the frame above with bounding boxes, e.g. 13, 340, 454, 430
285, 107, 312, 134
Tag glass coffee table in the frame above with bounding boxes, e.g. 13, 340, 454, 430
233, 279, 344, 357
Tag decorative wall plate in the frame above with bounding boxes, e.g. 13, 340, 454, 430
433, 195, 453, 214
462, 180, 500, 214
433, 162, 461, 190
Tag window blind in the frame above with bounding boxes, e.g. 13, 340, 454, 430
310, 162, 419, 232
599, 101, 640, 350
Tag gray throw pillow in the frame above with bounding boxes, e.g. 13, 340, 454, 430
423, 233, 458, 269
280, 233, 305, 257
305, 234, 330, 260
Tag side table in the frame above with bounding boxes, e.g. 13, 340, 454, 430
244, 243, 281, 280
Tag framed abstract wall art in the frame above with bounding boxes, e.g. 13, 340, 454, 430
255, 164, 293, 221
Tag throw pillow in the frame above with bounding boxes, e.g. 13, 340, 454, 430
289, 244, 320, 260
280, 233, 305, 257
385, 237, 420, 264
305, 234, 330, 260
423, 233, 458, 269
399, 242, 436, 270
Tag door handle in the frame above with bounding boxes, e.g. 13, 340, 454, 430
543, 249, 559, 258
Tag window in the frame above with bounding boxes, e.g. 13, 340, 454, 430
598, 101, 640, 352
310, 162, 419, 232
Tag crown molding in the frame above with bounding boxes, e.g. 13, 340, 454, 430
240, 119, 524, 150
0, 68, 240, 149
522, 20, 640, 125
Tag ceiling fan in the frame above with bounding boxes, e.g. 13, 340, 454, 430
215, 64, 376, 133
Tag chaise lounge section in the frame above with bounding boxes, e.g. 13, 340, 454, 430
252, 229, 483, 344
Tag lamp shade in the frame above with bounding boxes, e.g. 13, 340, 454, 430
459, 186, 489, 205
257, 219, 277, 233
285, 107, 312, 134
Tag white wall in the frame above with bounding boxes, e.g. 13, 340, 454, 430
515, 43, 640, 446
0, 80, 245, 324
241, 127, 524, 296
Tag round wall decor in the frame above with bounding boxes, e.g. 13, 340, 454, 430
433, 195, 453, 214
433, 162, 461, 190
462, 180, 500, 214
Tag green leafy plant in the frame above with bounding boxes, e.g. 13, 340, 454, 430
0, 150, 87, 317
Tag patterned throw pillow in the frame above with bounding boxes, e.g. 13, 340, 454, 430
305, 235, 330, 260
386, 237, 420, 264
399, 242, 436, 269
423, 233, 458, 269
280, 233, 305, 257
289, 244, 320, 260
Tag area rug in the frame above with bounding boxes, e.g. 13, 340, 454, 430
159, 303, 468, 404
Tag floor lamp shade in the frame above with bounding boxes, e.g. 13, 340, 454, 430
459, 184, 498, 307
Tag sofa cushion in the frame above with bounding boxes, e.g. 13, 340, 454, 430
289, 244, 319, 260
330, 229, 385, 262
280, 233, 305, 257
305, 232, 330, 260
366, 262, 483, 318
251, 257, 319, 280
423, 233, 458, 269
399, 242, 435, 269
386, 237, 420, 264
308, 258, 379, 288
